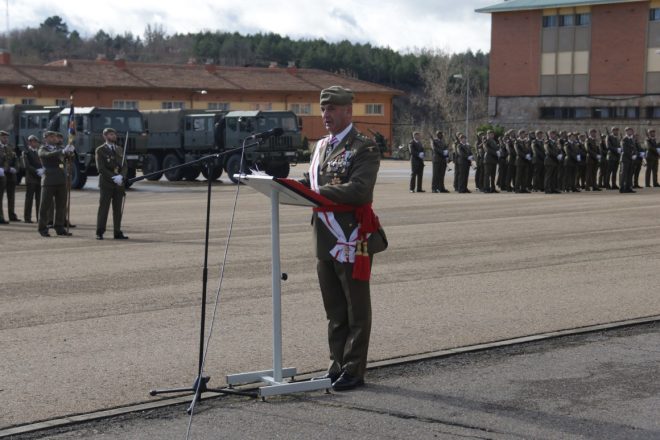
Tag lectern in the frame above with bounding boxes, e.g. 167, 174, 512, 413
227, 174, 334, 397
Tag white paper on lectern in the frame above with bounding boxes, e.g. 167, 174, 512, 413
235, 174, 322, 207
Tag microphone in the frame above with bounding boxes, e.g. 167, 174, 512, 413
248, 127, 284, 140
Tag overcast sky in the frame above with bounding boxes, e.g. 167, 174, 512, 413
4, 0, 496, 54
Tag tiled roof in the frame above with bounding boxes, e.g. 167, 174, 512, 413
0, 59, 402, 95
476, 0, 637, 13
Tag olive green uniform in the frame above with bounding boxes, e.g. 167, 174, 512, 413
22, 146, 42, 222
95, 142, 128, 237
0, 142, 20, 221
301, 127, 387, 380
38, 144, 69, 234
644, 136, 660, 187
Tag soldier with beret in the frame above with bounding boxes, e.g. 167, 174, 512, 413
482, 130, 499, 193
0, 129, 20, 222
585, 129, 602, 191
543, 130, 562, 194
644, 129, 660, 187
300, 85, 387, 391
632, 133, 643, 189
95, 127, 128, 240
531, 130, 546, 192
430, 130, 450, 193
408, 132, 425, 193
496, 131, 509, 191
22, 134, 45, 223
619, 127, 636, 193
606, 126, 621, 190
38, 131, 74, 236
514, 129, 531, 193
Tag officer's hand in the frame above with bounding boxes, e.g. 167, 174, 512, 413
576, 154, 581, 162
443, 150, 449, 157
617, 147, 622, 154
656, 147, 660, 154
63, 145, 75, 154
632, 155, 637, 160
112, 175, 124, 186
525, 153, 532, 161
9, 167, 16, 173
37, 168, 45, 177
558, 154, 564, 161
418, 152, 425, 160
496, 151, 501, 157
640, 152, 646, 159
597, 154, 602, 160
468, 155, 474, 161
0, 168, 4, 177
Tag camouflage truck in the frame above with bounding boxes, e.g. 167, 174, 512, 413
142, 109, 302, 183
48, 107, 147, 188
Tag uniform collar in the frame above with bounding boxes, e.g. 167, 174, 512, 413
330, 123, 353, 147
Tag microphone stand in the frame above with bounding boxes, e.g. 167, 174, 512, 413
137, 140, 264, 408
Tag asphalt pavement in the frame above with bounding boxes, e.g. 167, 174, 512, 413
8, 322, 659, 440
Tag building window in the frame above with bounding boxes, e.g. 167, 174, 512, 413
647, 107, 660, 119
0, 98, 5, 105
559, 15, 575, 27
542, 15, 558, 27
615, 107, 639, 119
574, 107, 590, 119
290, 103, 311, 115
21, 98, 36, 105
540, 107, 561, 119
208, 102, 230, 111
55, 98, 69, 107
365, 103, 384, 115
575, 14, 590, 26
252, 102, 272, 111
162, 101, 185, 109
650, 8, 660, 21
592, 108, 611, 119
114, 100, 138, 109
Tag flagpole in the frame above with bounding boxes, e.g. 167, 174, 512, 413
66, 96, 75, 233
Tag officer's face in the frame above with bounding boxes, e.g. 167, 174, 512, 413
321, 104, 352, 135
105, 132, 117, 144
0, 134, 7, 144
45, 134, 56, 145
29, 139, 40, 149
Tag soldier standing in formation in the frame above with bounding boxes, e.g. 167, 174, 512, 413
482, 130, 499, 193
473, 132, 485, 192
456, 133, 473, 193
95, 128, 129, 240
514, 130, 531, 193
585, 129, 602, 191
544, 130, 561, 194
408, 132, 425, 193
531, 130, 546, 192
430, 131, 450, 193
38, 131, 74, 236
645, 129, 660, 187
632, 133, 644, 189
0, 130, 20, 222
619, 127, 636, 193
606, 127, 621, 190
22, 134, 44, 223
505, 130, 517, 191
496, 131, 509, 191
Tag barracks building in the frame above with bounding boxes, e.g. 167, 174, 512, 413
477, 0, 660, 131
0, 52, 401, 142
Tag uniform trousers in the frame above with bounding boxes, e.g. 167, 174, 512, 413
431, 161, 447, 191
483, 162, 497, 192
409, 161, 424, 192
497, 160, 507, 189
0, 176, 6, 220
585, 162, 598, 189
38, 184, 66, 232
97, 186, 124, 235
544, 164, 558, 193
24, 182, 41, 222
317, 258, 372, 379
5, 175, 17, 218
646, 158, 659, 187
607, 159, 619, 188
619, 161, 633, 192
598, 160, 609, 188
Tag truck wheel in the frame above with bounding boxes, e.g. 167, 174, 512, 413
183, 165, 202, 181
201, 165, 223, 181
163, 154, 183, 181
142, 153, 163, 181
70, 159, 87, 189
226, 154, 248, 184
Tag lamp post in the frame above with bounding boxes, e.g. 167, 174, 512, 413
190, 89, 208, 109
452, 73, 469, 140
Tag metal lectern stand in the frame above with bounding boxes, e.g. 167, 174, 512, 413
227, 174, 332, 398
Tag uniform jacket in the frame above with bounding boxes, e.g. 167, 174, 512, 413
455, 142, 472, 165
506, 139, 517, 163
431, 138, 449, 163
606, 134, 621, 160
38, 144, 67, 186
22, 147, 42, 185
0, 144, 18, 183
95, 143, 128, 191
585, 137, 600, 164
514, 138, 531, 166
409, 139, 425, 167
301, 127, 387, 260
645, 137, 660, 161
484, 139, 499, 165
564, 140, 581, 167
498, 139, 509, 162
544, 138, 561, 166
620, 136, 635, 164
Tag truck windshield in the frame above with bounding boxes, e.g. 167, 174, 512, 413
91, 114, 144, 132
254, 114, 298, 132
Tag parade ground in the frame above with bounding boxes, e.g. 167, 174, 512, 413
1, 160, 659, 437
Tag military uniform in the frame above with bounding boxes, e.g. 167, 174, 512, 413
0, 133, 20, 222
606, 131, 621, 189
496, 135, 509, 191
408, 137, 425, 192
576, 138, 588, 189
514, 134, 531, 193
0, 139, 7, 224
456, 139, 472, 193
619, 132, 635, 193
22, 137, 43, 222
531, 135, 546, 192
544, 134, 561, 194
38, 136, 71, 236
95, 131, 128, 239
585, 133, 602, 191
644, 133, 660, 187
473, 135, 485, 191
505, 134, 517, 191
430, 134, 449, 192
300, 86, 387, 388
563, 137, 580, 192
598, 136, 609, 188
483, 135, 499, 193
632, 137, 643, 188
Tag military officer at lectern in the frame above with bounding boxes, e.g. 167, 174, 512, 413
300, 85, 387, 391
95, 128, 129, 240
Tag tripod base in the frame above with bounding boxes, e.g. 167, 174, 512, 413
226, 367, 332, 399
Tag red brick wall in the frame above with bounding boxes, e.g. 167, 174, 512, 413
590, 2, 648, 95
489, 10, 542, 96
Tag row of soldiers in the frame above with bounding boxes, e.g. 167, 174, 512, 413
409, 126, 660, 194
0, 128, 129, 239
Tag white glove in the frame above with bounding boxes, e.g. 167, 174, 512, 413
9, 167, 16, 173
656, 147, 660, 154
418, 152, 425, 160
0, 168, 4, 177
63, 144, 75, 153
496, 151, 501, 157
112, 175, 123, 185
597, 154, 602, 161
468, 155, 474, 161
525, 153, 532, 161
557, 154, 564, 161
576, 154, 581, 162
37, 168, 45, 177
632, 155, 637, 160
443, 150, 449, 157
639, 152, 645, 159
617, 147, 622, 154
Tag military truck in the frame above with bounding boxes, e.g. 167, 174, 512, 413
142, 109, 302, 183
48, 107, 147, 188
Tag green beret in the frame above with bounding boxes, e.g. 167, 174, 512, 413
0, 130, 8, 136
103, 127, 117, 135
320, 86, 354, 106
